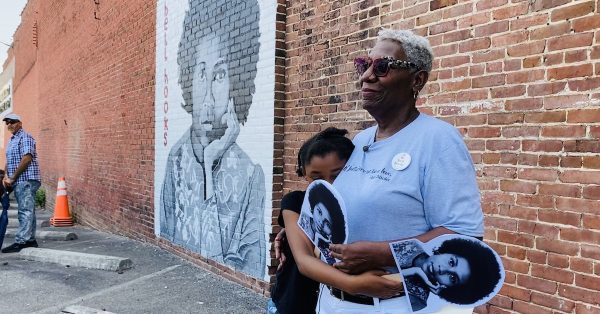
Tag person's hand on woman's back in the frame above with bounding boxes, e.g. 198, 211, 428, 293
329, 241, 391, 274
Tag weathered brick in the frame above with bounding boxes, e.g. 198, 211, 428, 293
500, 284, 531, 301
581, 156, 600, 169
572, 14, 600, 32
530, 22, 570, 40
538, 209, 581, 227
459, 37, 492, 53
544, 95, 590, 110
559, 283, 600, 304
538, 183, 581, 198
517, 275, 558, 294
430, 0, 458, 10
510, 13, 548, 30
556, 196, 600, 213
524, 111, 566, 123
474, 20, 509, 36
505, 98, 543, 111
513, 300, 553, 314
531, 292, 576, 312
527, 82, 567, 96
547, 32, 594, 51
551, 1, 595, 22
518, 168, 558, 181
458, 12, 491, 28
532, 0, 570, 12
507, 69, 545, 84
507, 40, 546, 57
541, 125, 586, 138
499, 180, 537, 194
531, 264, 575, 283
492, 3, 528, 20
477, 0, 508, 10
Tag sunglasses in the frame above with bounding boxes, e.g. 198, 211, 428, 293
354, 56, 420, 77
4, 120, 18, 125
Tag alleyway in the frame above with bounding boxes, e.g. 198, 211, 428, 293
1, 206, 266, 314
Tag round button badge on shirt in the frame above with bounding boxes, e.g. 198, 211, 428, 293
392, 153, 411, 171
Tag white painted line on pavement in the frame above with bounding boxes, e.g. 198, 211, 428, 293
62, 305, 116, 314
31, 264, 182, 314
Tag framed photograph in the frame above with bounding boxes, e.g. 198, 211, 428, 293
390, 234, 505, 313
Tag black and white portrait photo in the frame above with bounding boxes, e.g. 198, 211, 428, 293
298, 180, 347, 265
390, 234, 504, 313
155, 0, 277, 279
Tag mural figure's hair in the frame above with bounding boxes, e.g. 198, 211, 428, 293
296, 127, 355, 177
307, 182, 346, 244
434, 238, 503, 304
177, 0, 260, 124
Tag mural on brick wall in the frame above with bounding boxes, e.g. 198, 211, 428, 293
155, 0, 276, 279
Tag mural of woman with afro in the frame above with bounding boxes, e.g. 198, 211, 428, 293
160, 0, 266, 278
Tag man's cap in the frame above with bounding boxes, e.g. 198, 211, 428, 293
2, 113, 21, 122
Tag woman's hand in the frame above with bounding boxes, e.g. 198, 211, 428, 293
401, 267, 443, 294
274, 228, 286, 270
329, 241, 390, 274
203, 99, 240, 196
347, 270, 404, 298
204, 99, 240, 163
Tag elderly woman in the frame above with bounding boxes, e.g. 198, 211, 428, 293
303, 28, 485, 313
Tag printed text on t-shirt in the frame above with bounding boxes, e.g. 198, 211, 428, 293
342, 165, 392, 182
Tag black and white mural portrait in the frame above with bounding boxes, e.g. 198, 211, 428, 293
155, 0, 276, 279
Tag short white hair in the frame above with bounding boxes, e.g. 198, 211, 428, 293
377, 28, 434, 73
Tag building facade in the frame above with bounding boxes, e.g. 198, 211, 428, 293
4, 0, 599, 312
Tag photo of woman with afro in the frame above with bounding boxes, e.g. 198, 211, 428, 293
298, 181, 347, 265
390, 235, 504, 313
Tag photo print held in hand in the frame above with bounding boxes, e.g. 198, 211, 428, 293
390, 234, 505, 313
297, 180, 348, 265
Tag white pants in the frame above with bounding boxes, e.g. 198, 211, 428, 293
315, 284, 474, 314
316, 284, 412, 314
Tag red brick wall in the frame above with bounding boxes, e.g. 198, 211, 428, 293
23, 0, 157, 242
11, 0, 157, 259
283, 0, 599, 312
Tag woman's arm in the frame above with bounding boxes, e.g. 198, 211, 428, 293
329, 227, 456, 274
283, 210, 403, 298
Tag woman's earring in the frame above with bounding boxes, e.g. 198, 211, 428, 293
413, 90, 419, 100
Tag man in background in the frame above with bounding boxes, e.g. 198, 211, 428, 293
1, 113, 41, 253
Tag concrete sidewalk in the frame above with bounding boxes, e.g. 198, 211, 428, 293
0, 209, 267, 314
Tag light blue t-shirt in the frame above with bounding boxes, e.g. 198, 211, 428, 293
333, 113, 484, 245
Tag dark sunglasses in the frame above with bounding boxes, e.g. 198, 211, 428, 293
4, 120, 18, 125
354, 56, 420, 77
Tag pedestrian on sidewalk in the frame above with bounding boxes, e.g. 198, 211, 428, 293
1, 113, 41, 253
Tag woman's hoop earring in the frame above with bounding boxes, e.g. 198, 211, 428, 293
413, 90, 419, 100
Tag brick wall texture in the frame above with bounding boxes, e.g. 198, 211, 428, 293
6, 0, 600, 311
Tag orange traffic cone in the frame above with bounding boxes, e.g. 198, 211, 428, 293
50, 177, 73, 227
